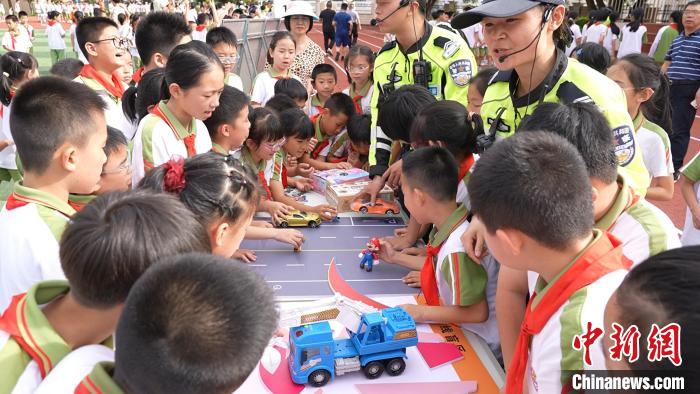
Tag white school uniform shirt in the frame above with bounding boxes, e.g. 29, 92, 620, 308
648, 25, 670, 57
73, 75, 136, 139
69, 24, 88, 63
565, 23, 582, 57
461, 23, 482, 48
342, 84, 374, 115
191, 27, 208, 42
680, 153, 700, 245
617, 24, 647, 58
638, 127, 670, 179
20, 24, 33, 48
187, 8, 198, 23
46, 22, 66, 50
0, 102, 16, 170
250, 70, 301, 106
2, 31, 30, 52
35, 345, 115, 394
435, 219, 500, 356
227, 73, 244, 92
131, 107, 212, 186
583, 23, 609, 46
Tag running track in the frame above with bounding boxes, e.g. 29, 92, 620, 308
308, 22, 699, 230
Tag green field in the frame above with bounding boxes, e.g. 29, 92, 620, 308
0, 28, 78, 75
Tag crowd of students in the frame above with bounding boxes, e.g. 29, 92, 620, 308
0, 0, 698, 392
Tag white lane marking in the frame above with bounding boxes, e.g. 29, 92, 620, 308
691, 136, 700, 142
358, 37, 382, 49
350, 217, 355, 226
286, 263, 305, 267
320, 236, 337, 239
353, 236, 370, 239
323, 263, 343, 266
268, 278, 403, 283
248, 264, 268, 267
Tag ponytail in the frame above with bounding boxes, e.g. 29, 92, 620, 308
0, 52, 37, 106
617, 54, 672, 135
122, 67, 165, 123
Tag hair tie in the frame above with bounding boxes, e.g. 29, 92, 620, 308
162, 156, 187, 194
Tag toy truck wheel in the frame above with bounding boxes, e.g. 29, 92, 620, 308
279, 221, 289, 228
385, 209, 394, 215
309, 221, 319, 228
359, 206, 368, 214
308, 369, 331, 387
385, 358, 406, 376
363, 361, 385, 379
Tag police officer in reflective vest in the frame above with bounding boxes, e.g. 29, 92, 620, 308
362, 0, 477, 201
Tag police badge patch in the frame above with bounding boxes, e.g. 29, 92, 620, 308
443, 40, 459, 58
448, 59, 472, 87
613, 125, 636, 166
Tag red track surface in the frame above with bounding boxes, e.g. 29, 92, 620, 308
308, 22, 698, 230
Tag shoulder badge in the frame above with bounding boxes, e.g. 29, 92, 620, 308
612, 125, 636, 166
448, 59, 473, 87
442, 40, 459, 59
488, 70, 512, 85
556, 81, 595, 105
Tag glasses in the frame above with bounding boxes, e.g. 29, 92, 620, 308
684, 10, 700, 15
348, 65, 370, 73
262, 138, 286, 152
91, 36, 131, 49
217, 53, 240, 65
102, 151, 131, 175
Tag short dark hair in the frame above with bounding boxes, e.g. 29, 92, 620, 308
114, 253, 278, 393
573, 42, 611, 74
117, 12, 127, 25
347, 113, 371, 145
274, 78, 308, 102
160, 40, 223, 101
206, 26, 238, 47
139, 153, 259, 226
402, 146, 458, 202
135, 12, 192, 67
468, 67, 497, 97
519, 102, 618, 184
265, 94, 297, 114
59, 191, 209, 308
77, 17, 119, 59
196, 12, 209, 25
105, 126, 127, 157
17, 11, 27, 17
49, 58, 84, 80
247, 107, 284, 145
10, 77, 107, 174
311, 63, 337, 82
279, 108, 314, 139
468, 131, 594, 250
614, 246, 700, 379
5, 14, 17, 22
122, 67, 166, 123
324, 92, 355, 118
341, 3, 348, 10
47, 11, 59, 20
204, 85, 250, 139
410, 100, 477, 158
377, 85, 436, 142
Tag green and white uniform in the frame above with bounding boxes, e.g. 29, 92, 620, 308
633, 112, 674, 179
481, 50, 650, 193
369, 22, 476, 177
681, 153, 700, 246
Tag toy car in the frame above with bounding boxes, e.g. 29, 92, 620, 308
350, 198, 400, 215
276, 210, 321, 228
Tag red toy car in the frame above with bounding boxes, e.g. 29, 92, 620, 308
350, 198, 400, 215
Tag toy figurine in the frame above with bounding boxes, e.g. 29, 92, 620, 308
358, 238, 380, 272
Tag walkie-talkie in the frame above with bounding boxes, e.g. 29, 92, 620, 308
413, 58, 431, 90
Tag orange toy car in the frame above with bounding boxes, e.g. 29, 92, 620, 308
350, 198, 400, 215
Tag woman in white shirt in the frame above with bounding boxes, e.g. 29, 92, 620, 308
617, 8, 647, 58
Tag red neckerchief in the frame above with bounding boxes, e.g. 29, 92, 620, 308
47, 20, 57, 27
79, 64, 125, 100
420, 209, 470, 306
458, 154, 475, 181
149, 104, 197, 157
505, 232, 631, 394
195, 24, 207, 31
67, 200, 87, 212
0, 293, 53, 377
310, 114, 330, 159
670, 23, 679, 31
131, 66, 144, 84
281, 164, 288, 188
5, 191, 72, 218
258, 171, 272, 200
350, 81, 370, 113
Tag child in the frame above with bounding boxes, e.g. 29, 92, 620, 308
46, 11, 67, 64
140, 153, 258, 258
274, 77, 308, 109
121, 67, 165, 125
76, 252, 277, 393
133, 11, 192, 82
572, 42, 611, 74
495, 102, 681, 369
342, 45, 374, 114
607, 54, 674, 201
0, 191, 209, 392
203, 85, 250, 155
68, 126, 132, 211
466, 67, 497, 115
680, 153, 700, 245
307, 63, 337, 117
468, 131, 630, 393
346, 113, 370, 170
603, 246, 699, 389
126, 14, 141, 69
69, 11, 87, 63
270, 108, 337, 219
0, 51, 38, 183
0, 77, 107, 311
192, 12, 211, 42
116, 50, 134, 84
376, 146, 500, 356
75, 17, 133, 138
2, 15, 30, 53
17, 11, 34, 54
303, 92, 356, 170
131, 41, 222, 186
235, 107, 295, 223
206, 26, 243, 91
49, 58, 84, 79
250, 31, 299, 106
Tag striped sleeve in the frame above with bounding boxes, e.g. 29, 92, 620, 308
682, 152, 700, 182
139, 116, 160, 172
270, 150, 284, 183
439, 252, 487, 306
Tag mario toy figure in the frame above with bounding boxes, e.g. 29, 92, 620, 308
358, 238, 380, 272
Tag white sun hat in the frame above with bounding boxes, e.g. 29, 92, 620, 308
283, 1, 319, 20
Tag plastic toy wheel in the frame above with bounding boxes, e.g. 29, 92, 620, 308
308, 369, 331, 387
279, 222, 289, 228
385, 209, 394, 215
309, 221, 319, 228
385, 358, 406, 376
359, 207, 368, 214
363, 361, 384, 379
